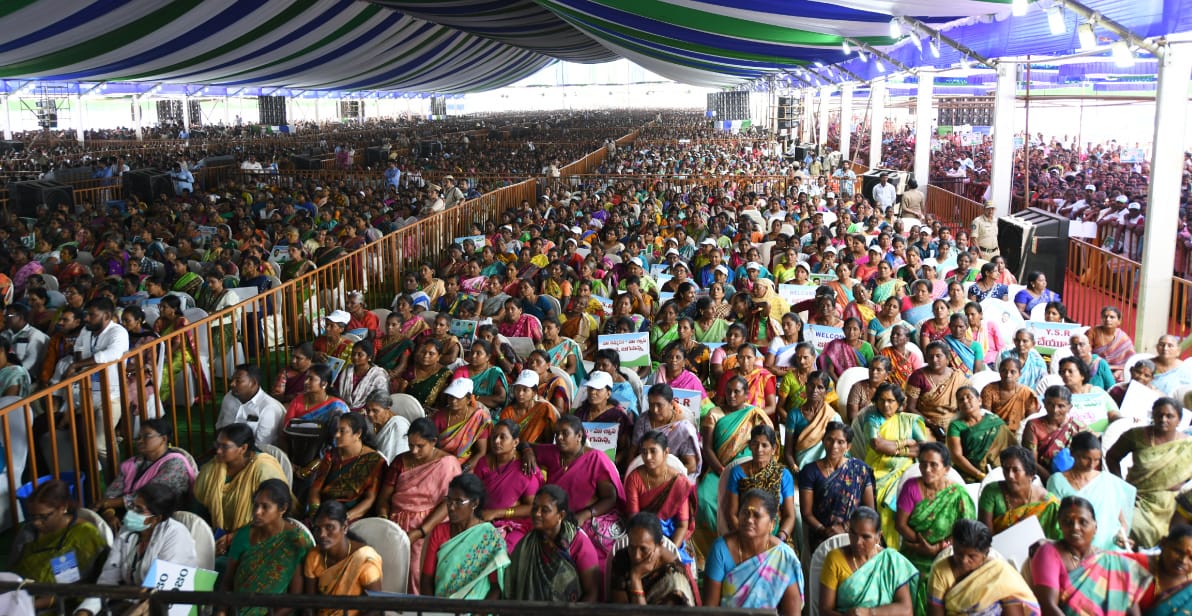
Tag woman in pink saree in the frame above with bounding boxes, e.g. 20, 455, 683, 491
474, 419, 543, 551
375, 417, 462, 594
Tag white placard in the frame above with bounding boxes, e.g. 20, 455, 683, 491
598, 332, 651, 368
803, 324, 845, 353
583, 422, 619, 461
672, 387, 702, 423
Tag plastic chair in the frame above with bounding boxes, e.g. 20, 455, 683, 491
77, 507, 114, 548
542, 295, 562, 320
968, 370, 1001, 392
371, 308, 391, 324
389, 393, 426, 424
40, 273, 59, 291
1029, 303, 1048, 321
287, 517, 315, 546
548, 365, 578, 402
833, 367, 870, 414
894, 463, 966, 506
623, 454, 691, 483
1123, 353, 1157, 380
1048, 346, 1074, 374
808, 533, 851, 616
1101, 419, 1134, 474
351, 517, 411, 593
173, 511, 216, 570
259, 444, 294, 485
1017, 410, 1048, 443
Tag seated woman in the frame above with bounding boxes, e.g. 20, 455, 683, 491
474, 419, 542, 552
497, 297, 542, 344
375, 417, 461, 594
335, 341, 389, 412
631, 383, 701, 479
852, 382, 930, 548
778, 342, 839, 425
928, 519, 1039, 616
648, 343, 710, 417
625, 430, 694, 562
1056, 356, 1119, 433
819, 507, 916, 616
982, 357, 1040, 434
846, 357, 893, 423
421, 474, 509, 599
219, 479, 313, 616
1022, 385, 1084, 484
725, 425, 798, 550
280, 364, 349, 446
451, 339, 508, 414
1030, 496, 1151, 616
800, 422, 876, 551
1088, 307, 1134, 382
817, 317, 874, 382
907, 342, 967, 440
1144, 526, 1192, 614
573, 371, 633, 467
391, 338, 453, 411
1047, 431, 1136, 550
505, 485, 600, 602
499, 369, 559, 445
525, 349, 571, 416
784, 370, 842, 470
878, 324, 925, 389
306, 413, 386, 522
95, 418, 197, 529
1108, 359, 1159, 407
303, 501, 383, 616
542, 317, 586, 385
1000, 329, 1049, 394
1107, 397, 1192, 549
194, 423, 287, 548
716, 343, 779, 422
978, 446, 1062, 539
273, 342, 315, 405
10, 481, 106, 612
75, 484, 197, 616
363, 391, 409, 461
431, 378, 491, 471
947, 386, 1015, 483
703, 489, 804, 614
896, 442, 977, 611
313, 310, 354, 365
609, 512, 698, 606
1152, 335, 1192, 398
943, 313, 987, 377
527, 414, 624, 569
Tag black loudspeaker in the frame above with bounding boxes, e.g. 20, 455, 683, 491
156, 100, 183, 124
257, 96, 287, 126
124, 169, 175, 203
199, 155, 237, 168
794, 144, 817, 161
858, 169, 909, 205
291, 155, 331, 170
1000, 208, 1070, 295
365, 147, 388, 165
418, 141, 443, 157
7, 180, 73, 217
0, 141, 24, 154
188, 100, 203, 127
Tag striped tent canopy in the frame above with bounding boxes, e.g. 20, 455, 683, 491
0, 0, 1187, 92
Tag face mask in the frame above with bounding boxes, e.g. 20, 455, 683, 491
123, 510, 153, 532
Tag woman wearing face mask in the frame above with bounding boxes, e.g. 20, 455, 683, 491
818, 507, 916, 616
926, 519, 1039, 616
11, 481, 106, 611
218, 479, 313, 616
75, 484, 197, 616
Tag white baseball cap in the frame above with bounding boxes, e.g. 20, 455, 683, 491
443, 378, 474, 398
1085, 184, 1096, 191
826, 192, 836, 199
1115, 195, 1129, 204
700, 238, 717, 246
584, 371, 613, 390
666, 247, 680, 256
630, 257, 645, 268
746, 261, 762, 271
325, 310, 351, 325
514, 369, 539, 389
1128, 202, 1142, 210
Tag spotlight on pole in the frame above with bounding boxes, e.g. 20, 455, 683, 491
889, 19, 902, 39
1047, 6, 1067, 35
1111, 40, 1135, 67
1077, 22, 1097, 50
842, 40, 851, 55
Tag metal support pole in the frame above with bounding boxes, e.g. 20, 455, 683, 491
869, 79, 885, 169
1135, 44, 1192, 349
913, 73, 934, 187
224, 94, 231, 125
2, 95, 11, 140
182, 95, 191, 133
990, 63, 1016, 216
801, 89, 813, 144
133, 95, 143, 141
839, 83, 854, 163
817, 87, 831, 155
74, 94, 84, 144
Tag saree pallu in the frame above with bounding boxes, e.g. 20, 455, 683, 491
953, 414, 1015, 482
505, 523, 583, 602
435, 523, 509, 599
547, 338, 587, 386
787, 404, 841, 468
433, 407, 492, 464
736, 460, 797, 548
573, 402, 634, 443
13, 520, 106, 584
695, 318, 729, 343
172, 272, 203, 296
313, 336, 353, 365
386, 454, 462, 594
872, 279, 906, 303
304, 545, 383, 616
285, 396, 349, 426
907, 369, 967, 436
1047, 472, 1136, 550
402, 367, 452, 408
1150, 579, 1192, 616
944, 336, 981, 376
1000, 349, 1048, 393
499, 401, 558, 444
817, 339, 868, 381
803, 458, 875, 533
230, 525, 313, 615
1028, 418, 1083, 474
719, 543, 804, 610
474, 456, 542, 551
634, 473, 695, 543
905, 484, 977, 614
836, 549, 919, 612
539, 447, 626, 563
697, 405, 772, 535
375, 338, 412, 370
194, 453, 286, 533
115, 449, 198, 499
880, 347, 918, 388
1092, 327, 1134, 373
632, 416, 702, 481
455, 365, 509, 412
939, 556, 1040, 615
560, 311, 598, 357
983, 385, 1038, 433
993, 492, 1062, 538
316, 450, 385, 510
498, 315, 540, 341
739, 368, 777, 414
1061, 550, 1152, 616
538, 372, 572, 414
651, 324, 679, 357
1126, 435, 1192, 548
855, 412, 927, 549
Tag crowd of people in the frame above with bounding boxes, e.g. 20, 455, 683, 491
2, 110, 1192, 616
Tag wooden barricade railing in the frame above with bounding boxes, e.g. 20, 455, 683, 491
924, 184, 984, 233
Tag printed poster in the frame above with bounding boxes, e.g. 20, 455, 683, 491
142, 559, 219, 616
598, 332, 650, 368
1023, 321, 1087, 356
803, 324, 845, 353
583, 422, 619, 462
671, 387, 703, 423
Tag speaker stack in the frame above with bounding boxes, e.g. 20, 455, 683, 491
7, 180, 73, 217
188, 100, 203, 127
124, 169, 175, 203
257, 96, 288, 126
156, 100, 184, 124
35, 99, 57, 129
1000, 208, 1070, 293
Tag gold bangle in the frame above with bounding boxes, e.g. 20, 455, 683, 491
506, 507, 515, 519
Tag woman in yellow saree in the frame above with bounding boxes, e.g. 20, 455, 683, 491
1106, 397, 1192, 548
851, 382, 930, 548
928, 519, 1040, 615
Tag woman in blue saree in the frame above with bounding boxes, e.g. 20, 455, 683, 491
943, 313, 985, 376
703, 489, 803, 615
1145, 526, 1192, 615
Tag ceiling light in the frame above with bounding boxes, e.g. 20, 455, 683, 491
858, 48, 869, 62
1078, 23, 1096, 50
1012, 0, 1029, 17
875, 61, 886, 73
960, 56, 972, 70
930, 37, 941, 58
1112, 40, 1135, 67
842, 40, 851, 55
910, 34, 923, 51
1047, 6, 1067, 35
889, 19, 902, 39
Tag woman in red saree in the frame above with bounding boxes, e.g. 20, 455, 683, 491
1088, 306, 1134, 381
1022, 385, 1085, 483
716, 344, 778, 422
625, 431, 695, 565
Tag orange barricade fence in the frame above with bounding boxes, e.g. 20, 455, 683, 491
0, 128, 637, 522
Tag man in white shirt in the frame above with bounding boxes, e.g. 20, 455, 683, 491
872, 173, 898, 213
67, 297, 129, 457
2, 303, 49, 374
217, 364, 286, 446
240, 155, 263, 173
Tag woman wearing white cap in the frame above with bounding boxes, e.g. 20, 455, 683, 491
314, 309, 355, 365
431, 378, 491, 472
574, 371, 634, 468
499, 369, 559, 445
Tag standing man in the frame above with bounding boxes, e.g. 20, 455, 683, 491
972, 201, 1000, 258
872, 173, 898, 213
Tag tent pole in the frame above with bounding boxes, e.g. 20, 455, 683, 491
990, 62, 1016, 217
840, 83, 854, 163
869, 79, 886, 169
913, 73, 934, 190
817, 86, 831, 156
74, 93, 84, 144
1, 95, 10, 140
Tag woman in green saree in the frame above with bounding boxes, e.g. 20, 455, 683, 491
819, 507, 917, 616
421, 474, 508, 599
693, 296, 730, 344
451, 339, 509, 415
220, 479, 313, 616
978, 446, 1062, 540
851, 382, 930, 549
895, 442, 977, 614
650, 301, 680, 361
10, 480, 106, 612
946, 386, 1016, 483
1106, 397, 1192, 549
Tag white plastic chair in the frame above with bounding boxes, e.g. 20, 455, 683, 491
41, 273, 59, 291
77, 507, 114, 548
549, 365, 578, 403
173, 511, 216, 570
389, 393, 426, 423
1029, 303, 1048, 321
809, 533, 851, 616
371, 308, 391, 324
1123, 353, 1156, 380
287, 517, 315, 546
259, 444, 294, 486
894, 463, 966, 507
1017, 410, 1049, 443
623, 454, 691, 483
834, 367, 870, 414
1048, 346, 1074, 374
351, 517, 411, 593
968, 370, 1001, 392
